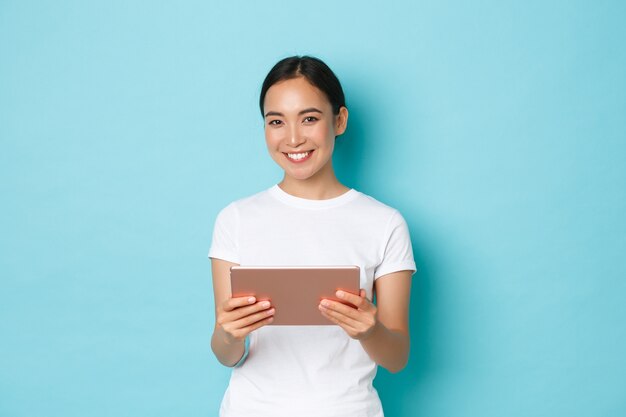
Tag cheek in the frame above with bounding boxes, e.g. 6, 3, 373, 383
308, 123, 332, 141
264, 128, 282, 146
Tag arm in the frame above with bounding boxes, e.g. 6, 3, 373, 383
210, 258, 275, 367
319, 269, 412, 373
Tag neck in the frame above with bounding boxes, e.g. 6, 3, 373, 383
278, 163, 349, 200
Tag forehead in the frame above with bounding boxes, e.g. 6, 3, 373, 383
264, 77, 331, 112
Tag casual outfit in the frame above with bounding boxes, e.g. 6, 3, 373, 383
208, 184, 417, 417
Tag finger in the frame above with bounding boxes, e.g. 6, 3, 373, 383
319, 303, 362, 328
219, 301, 272, 325
319, 307, 359, 332
336, 290, 373, 311
223, 296, 257, 312
320, 299, 361, 320
225, 313, 275, 341
217, 301, 271, 326
231, 307, 276, 330
241, 314, 274, 335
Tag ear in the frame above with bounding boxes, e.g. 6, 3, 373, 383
334, 106, 349, 136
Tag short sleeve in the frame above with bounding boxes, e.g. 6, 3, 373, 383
207, 202, 240, 264
374, 210, 417, 280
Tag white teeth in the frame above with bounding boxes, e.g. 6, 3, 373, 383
287, 151, 310, 160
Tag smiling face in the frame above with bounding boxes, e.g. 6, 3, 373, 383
263, 76, 348, 184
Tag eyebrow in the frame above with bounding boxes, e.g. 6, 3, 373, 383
264, 107, 323, 118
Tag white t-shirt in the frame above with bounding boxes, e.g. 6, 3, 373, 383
208, 184, 417, 417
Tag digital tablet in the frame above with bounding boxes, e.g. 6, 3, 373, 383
230, 265, 360, 325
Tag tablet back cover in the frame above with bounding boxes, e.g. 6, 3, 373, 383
230, 266, 360, 325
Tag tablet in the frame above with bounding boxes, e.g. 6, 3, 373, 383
230, 265, 360, 325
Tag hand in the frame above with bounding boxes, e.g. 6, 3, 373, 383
216, 296, 275, 345
318, 289, 378, 340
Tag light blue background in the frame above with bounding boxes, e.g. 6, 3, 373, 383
1, 1, 625, 416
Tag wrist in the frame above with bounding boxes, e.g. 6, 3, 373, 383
232, 335, 250, 368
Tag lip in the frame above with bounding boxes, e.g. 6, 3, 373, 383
283, 149, 314, 163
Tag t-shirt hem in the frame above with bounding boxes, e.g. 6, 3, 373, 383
220, 402, 382, 417
208, 250, 240, 264
374, 261, 417, 280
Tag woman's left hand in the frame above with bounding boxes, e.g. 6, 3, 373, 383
319, 289, 378, 340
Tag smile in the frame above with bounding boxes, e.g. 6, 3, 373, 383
284, 150, 314, 163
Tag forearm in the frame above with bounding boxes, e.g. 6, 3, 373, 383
359, 321, 409, 373
211, 325, 245, 367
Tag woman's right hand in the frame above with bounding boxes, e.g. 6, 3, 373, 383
215, 296, 275, 345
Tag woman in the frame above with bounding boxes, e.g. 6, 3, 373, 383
208, 55, 416, 417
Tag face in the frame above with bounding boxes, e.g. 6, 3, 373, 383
263, 77, 348, 183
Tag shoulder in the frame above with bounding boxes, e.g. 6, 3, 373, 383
352, 190, 405, 224
215, 187, 274, 217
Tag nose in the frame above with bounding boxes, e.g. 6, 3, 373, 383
287, 125, 306, 148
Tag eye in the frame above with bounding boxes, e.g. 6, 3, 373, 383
303, 116, 318, 123
268, 119, 282, 126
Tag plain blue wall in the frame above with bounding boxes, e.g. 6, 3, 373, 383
1, 1, 625, 416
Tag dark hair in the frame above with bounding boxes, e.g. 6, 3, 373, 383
259, 55, 346, 116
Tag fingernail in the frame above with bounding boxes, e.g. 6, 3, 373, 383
336, 291, 344, 298
321, 300, 330, 307
262, 301, 271, 308
248, 297, 256, 304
